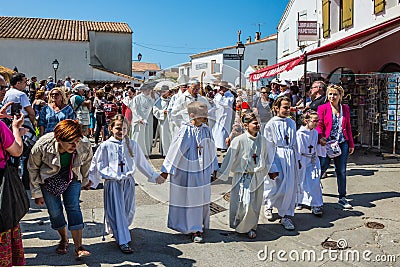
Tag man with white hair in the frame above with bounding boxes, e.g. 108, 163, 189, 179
212, 81, 234, 150
130, 83, 155, 157
170, 79, 211, 136
70, 83, 91, 135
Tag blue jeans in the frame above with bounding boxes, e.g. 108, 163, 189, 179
319, 141, 349, 199
41, 179, 84, 231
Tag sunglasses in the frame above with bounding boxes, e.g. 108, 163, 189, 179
0, 85, 7, 90
50, 93, 60, 97
309, 119, 320, 122
261, 92, 268, 94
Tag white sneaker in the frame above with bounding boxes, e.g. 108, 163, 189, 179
264, 207, 273, 219
280, 217, 295, 230
295, 204, 303, 210
338, 197, 352, 209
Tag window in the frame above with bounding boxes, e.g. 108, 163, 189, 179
134, 83, 141, 87
340, 0, 353, 29
148, 71, 156, 76
374, 0, 385, 14
211, 60, 216, 74
258, 59, 268, 66
322, 0, 331, 38
283, 26, 289, 54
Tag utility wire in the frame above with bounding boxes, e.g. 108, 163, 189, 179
134, 42, 213, 50
134, 42, 197, 55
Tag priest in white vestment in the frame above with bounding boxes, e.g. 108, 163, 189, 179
170, 79, 212, 133
211, 81, 235, 150
167, 81, 188, 139
130, 84, 155, 157
153, 85, 172, 156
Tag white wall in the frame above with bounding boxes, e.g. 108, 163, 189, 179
277, 0, 319, 81
191, 38, 276, 89
89, 31, 132, 75
0, 39, 91, 81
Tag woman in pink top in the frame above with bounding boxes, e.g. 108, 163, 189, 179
317, 84, 354, 209
0, 101, 28, 267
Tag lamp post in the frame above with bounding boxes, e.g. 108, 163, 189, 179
236, 31, 245, 89
133, 53, 142, 62
52, 59, 59, 82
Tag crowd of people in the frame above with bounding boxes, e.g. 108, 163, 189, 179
0, 72, 355, 265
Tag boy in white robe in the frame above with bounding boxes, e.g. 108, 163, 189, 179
161, 101, 218, 243
218, 112, 272, 239
130, 84, 155, 157
263, 96, 300, 231
89, 115, 164, 253
153, 85, 172, 156
296, 111, 323, 215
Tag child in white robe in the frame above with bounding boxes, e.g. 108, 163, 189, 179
218, 112, 272, 239
160, 102, 218, 243
296, 111, 323, 215
89, 115, 164, 253
263, 96, 300, 231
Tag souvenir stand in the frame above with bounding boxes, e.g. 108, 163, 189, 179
381, 73, 400, 159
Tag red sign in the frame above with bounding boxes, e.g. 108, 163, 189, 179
298, 21, 318, 41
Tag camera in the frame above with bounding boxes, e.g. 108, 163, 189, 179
10, 102, 22, 117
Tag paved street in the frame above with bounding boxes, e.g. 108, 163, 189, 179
21, 147, 400, 267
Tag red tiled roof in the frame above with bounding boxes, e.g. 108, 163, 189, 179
0, 16, 132, 42
132, 62, 161, 72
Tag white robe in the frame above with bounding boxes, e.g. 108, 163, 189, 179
161, 123, 218, 234
153, 96, 172, 156
169, 91, 212, 135
167, 90, 184, 140
89, 137, 159, 245
130, 93, 155, 156
212, 91, 235, 149
218, 132, 272, 233
263, 116, 299, 217
296, 126, 323, 207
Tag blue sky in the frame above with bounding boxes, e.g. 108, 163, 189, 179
1, 0, 289, 69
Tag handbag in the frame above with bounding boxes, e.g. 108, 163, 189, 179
326, 105, 343, 158
41, 153, 75, 196
326, 140, 342, 158
0, 160, 30, 232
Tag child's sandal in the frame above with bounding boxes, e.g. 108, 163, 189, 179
75, 246, 91, 260
119, 243, 133, 254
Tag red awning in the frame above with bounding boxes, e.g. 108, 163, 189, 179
249, 16, 400, 81
249, 55, 304, 81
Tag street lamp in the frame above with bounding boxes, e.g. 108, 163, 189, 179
52, 59, 59, 81
236, 36, 245, 89
133, 53, 142, 62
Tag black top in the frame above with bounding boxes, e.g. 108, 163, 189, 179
308, 95, 326, 111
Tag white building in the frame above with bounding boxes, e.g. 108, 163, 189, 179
0, 16, 139, 86
253, 0, 400, 82
131, 62, 161, 88
188, 34, 277, 89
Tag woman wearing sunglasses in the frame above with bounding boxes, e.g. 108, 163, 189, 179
38, 88, 76, 136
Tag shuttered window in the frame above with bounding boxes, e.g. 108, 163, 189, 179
341, 0, 353, 29
322, 0, 330, 38
374, 0, 385, 14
